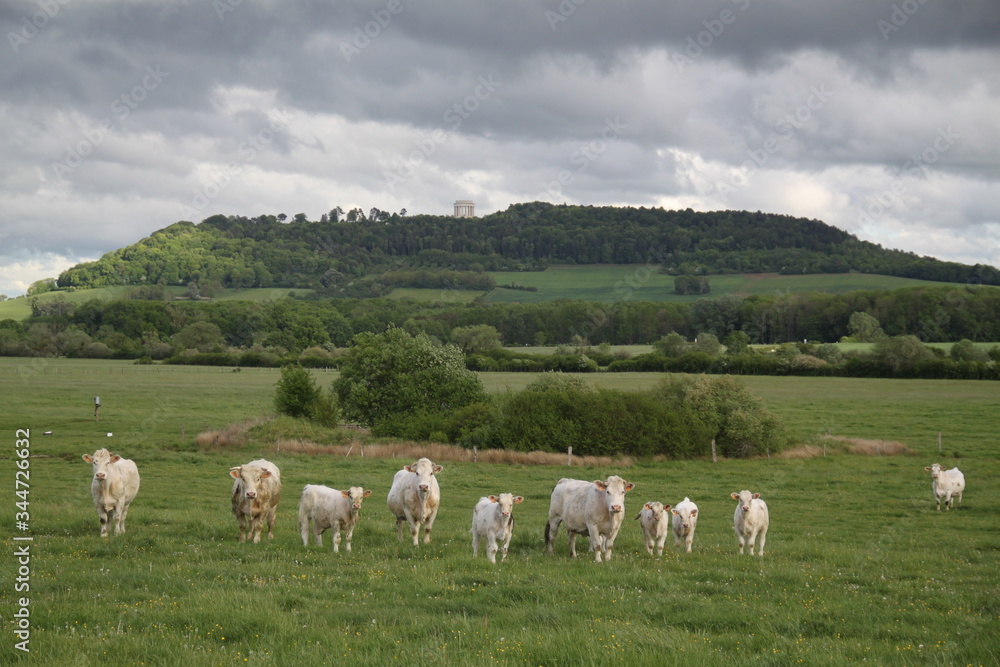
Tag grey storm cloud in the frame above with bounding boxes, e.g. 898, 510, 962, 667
0, 0, 998, 296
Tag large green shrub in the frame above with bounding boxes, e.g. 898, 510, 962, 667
274, 364, 320, 419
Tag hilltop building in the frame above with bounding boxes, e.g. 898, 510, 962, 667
454, 200, 475, 218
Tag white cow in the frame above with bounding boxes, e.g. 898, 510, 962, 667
924, 463, 965, 511
634, 501, 671, 556
545, 475, 635, 563
387, 458, 442, 546
230, 459, 282, 543
299, 484, 372, 553
731, 490, 769, 556
82, 448, 140, 537
671, 497, 700, 553
470, 493, 524, 563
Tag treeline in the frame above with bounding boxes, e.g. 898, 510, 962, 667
8, 283, 1000, 358
55, 203, 1000, 291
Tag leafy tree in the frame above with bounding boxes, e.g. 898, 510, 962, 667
723, 330, 750, 356
848, 311, 885, 342
173, 321, 224, 352
694, 332, 723, 357
653, 332, 688, 357
333, 326, 487, 428
950, 339, 989, 363
27, 278, 57, 296
274, 364, 320, 419
451, 324, 502, 353
873, 335, 932, 374
683, 375, 786, 457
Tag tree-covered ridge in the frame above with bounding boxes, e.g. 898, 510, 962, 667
57, 203, 1000, 290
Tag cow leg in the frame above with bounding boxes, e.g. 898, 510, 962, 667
501, 530, 512, 562
588, 527, 604, 563
684, 535, 693, 553
395, 516, 405, 542
472, 531, 481, 557
116, 501, 131, 535
314, 526, 324, 547
567, 530, 578, 558
299, 511, 310, 546
544, 519, 561, 554
97, 506, 110, 537
344, 525, 354, 554
736, 533, 746, 555
266, 507, 276, 539
487, 537, 498, 563
332, 529, 342, 553
757, 527, 767, 556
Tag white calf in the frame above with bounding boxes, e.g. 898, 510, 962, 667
299, 485, 372, 553
387, 458, 442, 546
924, 463, 965, 511
545, 475, 635, 563
82, 448, 140, 537
731, 490, 768, 556
671, 497, 699, 553
471, 493, 524, 563
230, 459, 282, 543
634, 501, 671, 556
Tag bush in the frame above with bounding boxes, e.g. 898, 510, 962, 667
274, 364, 320, 419
683, 375, 787, 457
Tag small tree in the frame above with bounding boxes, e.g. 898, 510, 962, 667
274, 364, 320, 419
451, 324, 502, 353
333, 327, 487, 428
653, 332, 688, 357
848, 311, 885, 342
723, 330, 751, 356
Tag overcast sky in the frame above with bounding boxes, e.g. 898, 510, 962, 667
2, 0, 999, 296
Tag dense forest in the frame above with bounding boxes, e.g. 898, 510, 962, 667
55, 203, 1000, 290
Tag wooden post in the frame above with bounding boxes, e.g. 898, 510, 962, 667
473, 446, 478, 463
567, 446, 573, 466
94, 396, 102, 422
181, 423, 185, 442
711, 438, 717, 463
938, 432, 942, 455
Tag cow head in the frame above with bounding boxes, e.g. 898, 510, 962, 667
731, 490, 760, 513
489, 493, 524, 519
924, 463, 943, 479
83, 448, 120, 481
594, 476, 634, 514
644, 501, 670, 522
230, 465, 272, 500
671, 502, 697, 528
342, 486, 372, 512
405, 458, 443, 497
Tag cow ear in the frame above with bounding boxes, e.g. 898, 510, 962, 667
82, 454, 93, 463
593, 480, 607, 490
433, 464, 443, 473
363, 489, 372, 498
341, 490, 350, 498
404, 465, 414, 473
514, 496, 524, 504
260, 470, 271, 479
690, 509, 698, 517
663, 505, 671, 511
488, 495, 499, 503
924, 466, 932, 471
752, 493, 760, 499
229, 468, 241, 479
110, 455, 121, 463
624, 482, 635, 492
671, 508, 679, 516
644, 503, 652, 510
730, 492, 739, 500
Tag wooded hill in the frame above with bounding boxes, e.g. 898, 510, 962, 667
56, 203, 999, 292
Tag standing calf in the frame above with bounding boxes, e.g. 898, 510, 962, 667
545, 475, 635, 563
299, 485, 371, 553
82, 448, 140, 537
924, 463, 965, 511
671, 497, 699, 553
470, 493, 524, 563
634, 501, 671, 556
731, 490, 768, 556
230, 459, 282, 543
387, 458, 442, 546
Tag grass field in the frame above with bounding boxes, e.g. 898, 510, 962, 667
3, 359, 998, 665
481, 266, 970, 304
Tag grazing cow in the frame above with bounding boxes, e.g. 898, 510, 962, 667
82, 448, 140, 537
470, 493, 524, 563
545, 475, 635, 563
731, 490, 769, 556
387, 458, 442, 546
671, 497, 700, 553
924, 463, 965, 511
299, 484, 372, 553
230, 459, 282, 543
634, 501, 671, 556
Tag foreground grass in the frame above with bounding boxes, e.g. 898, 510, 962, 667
3, 359, 999, 665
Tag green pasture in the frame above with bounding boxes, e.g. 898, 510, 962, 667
386, 287, 487, 304
0, 286, 314, 320
482, 266, 968, 304
2, 359, 998, 665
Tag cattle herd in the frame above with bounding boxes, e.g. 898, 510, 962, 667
81, 449, 968, 560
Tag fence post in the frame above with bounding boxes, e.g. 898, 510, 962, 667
473, 446, 478, 463
711, 439, 717, 463
567, 446, 573, 466
938, 432, 942, 455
